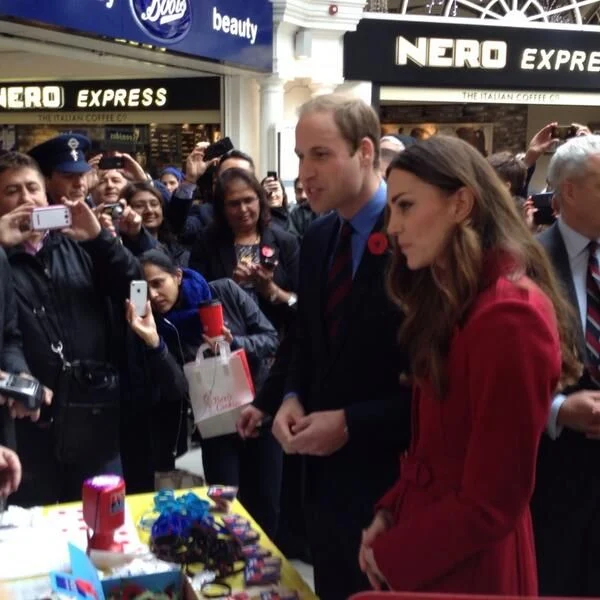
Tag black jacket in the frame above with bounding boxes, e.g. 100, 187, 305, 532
269, 206, 291, 232
0, 248, 29, 448
189, 225, 299, 334
121, 227, 158, 256
161, 239, 190, 268
289, 203, 318, 239
142, 338, 190, 472
6, 229, 141, 408
280, 210, 411, 561
166, 192, 214, 246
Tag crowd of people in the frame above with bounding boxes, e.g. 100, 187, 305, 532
0, 93, 598, 600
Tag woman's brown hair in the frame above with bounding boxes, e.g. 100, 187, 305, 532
386, 135, 581, 398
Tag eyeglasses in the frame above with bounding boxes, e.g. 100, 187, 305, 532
224, 196, 258, 210
131, 200, 161, 210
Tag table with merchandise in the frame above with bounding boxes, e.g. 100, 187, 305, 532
0, 484, 316, 600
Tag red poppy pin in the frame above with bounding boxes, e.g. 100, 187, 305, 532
368, 232, 389, 255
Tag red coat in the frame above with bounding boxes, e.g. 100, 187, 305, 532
371, 264, 562, 595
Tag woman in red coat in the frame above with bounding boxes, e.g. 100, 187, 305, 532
358, 136, 581, 595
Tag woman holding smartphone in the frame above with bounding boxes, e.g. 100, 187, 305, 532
189, 168, 299, 335
128, 249, 281, 537
358, 136, 580, 594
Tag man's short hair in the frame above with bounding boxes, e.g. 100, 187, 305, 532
547, 135, 600, 202
487, 151, 527, 194
298, 94, 381, 169
217, 149, 255, 173
0, 152, 43, 178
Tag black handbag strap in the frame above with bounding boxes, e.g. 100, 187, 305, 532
11, 245, 114, 367
14, 286, 70, 368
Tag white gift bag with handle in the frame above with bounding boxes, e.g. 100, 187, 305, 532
183, 341, 254, 439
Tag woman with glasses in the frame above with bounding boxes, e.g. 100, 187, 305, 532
189, 168, 299, 336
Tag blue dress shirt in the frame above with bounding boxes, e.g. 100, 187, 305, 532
343, 181, 387, 277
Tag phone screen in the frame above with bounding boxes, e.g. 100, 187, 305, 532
203, 137, 234, 162
551, 125, 577, 141
531, 192, 553, 209
2, 375, 36, 392
99, 156, 124, 170
531, 192, 556, 226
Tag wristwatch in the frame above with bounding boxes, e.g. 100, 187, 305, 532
287, 293, 298, 308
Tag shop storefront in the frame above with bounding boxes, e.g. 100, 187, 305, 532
0, 0, 273, 171
0, 78, 221, 172
0, 0, 273, 72
344, 16, 600, 188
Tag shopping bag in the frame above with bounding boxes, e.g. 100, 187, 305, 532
183, 341, 255, 439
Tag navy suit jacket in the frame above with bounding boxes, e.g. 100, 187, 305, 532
532, 221, 600, 596
284, 209, 411, 539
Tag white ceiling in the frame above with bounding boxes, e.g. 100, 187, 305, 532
0, 49, 175, 81
0, 20, 257, 82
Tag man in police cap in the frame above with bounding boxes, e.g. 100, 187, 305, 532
29, 134, 91, 204
29, 134, 155, 253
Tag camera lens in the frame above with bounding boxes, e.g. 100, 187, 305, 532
111, 205, 124, 219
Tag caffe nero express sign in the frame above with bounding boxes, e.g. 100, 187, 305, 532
0, 0, 272, 72
0, 78, 220, 112
344, 18, 600, 91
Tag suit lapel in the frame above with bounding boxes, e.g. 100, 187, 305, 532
547, 223, 586, 355
326, 210, 387, 369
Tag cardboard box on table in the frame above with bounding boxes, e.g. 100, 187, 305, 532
50, 544, 197, 600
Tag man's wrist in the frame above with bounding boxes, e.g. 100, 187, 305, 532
523, 148, 540, 168
89, 223, 103, 240
548, 393, 566, 439
266, 282, 280, 302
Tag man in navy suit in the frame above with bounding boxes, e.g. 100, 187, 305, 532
533, 134, 600, 597
266, 95, 410, 600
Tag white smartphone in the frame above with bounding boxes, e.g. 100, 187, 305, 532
129, 280, 148, 317
31, 206, 72, 231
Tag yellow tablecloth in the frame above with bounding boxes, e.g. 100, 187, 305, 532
47, 488, 317, 600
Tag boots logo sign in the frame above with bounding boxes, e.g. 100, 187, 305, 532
129, 0, 192, 43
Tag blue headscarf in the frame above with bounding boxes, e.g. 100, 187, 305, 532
160, 166, 183, 182
161, 268, 212, 347
152, 179, 171, 205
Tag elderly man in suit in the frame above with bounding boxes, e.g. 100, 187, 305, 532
533, 134, 600, 597
242, 95, 411, 600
